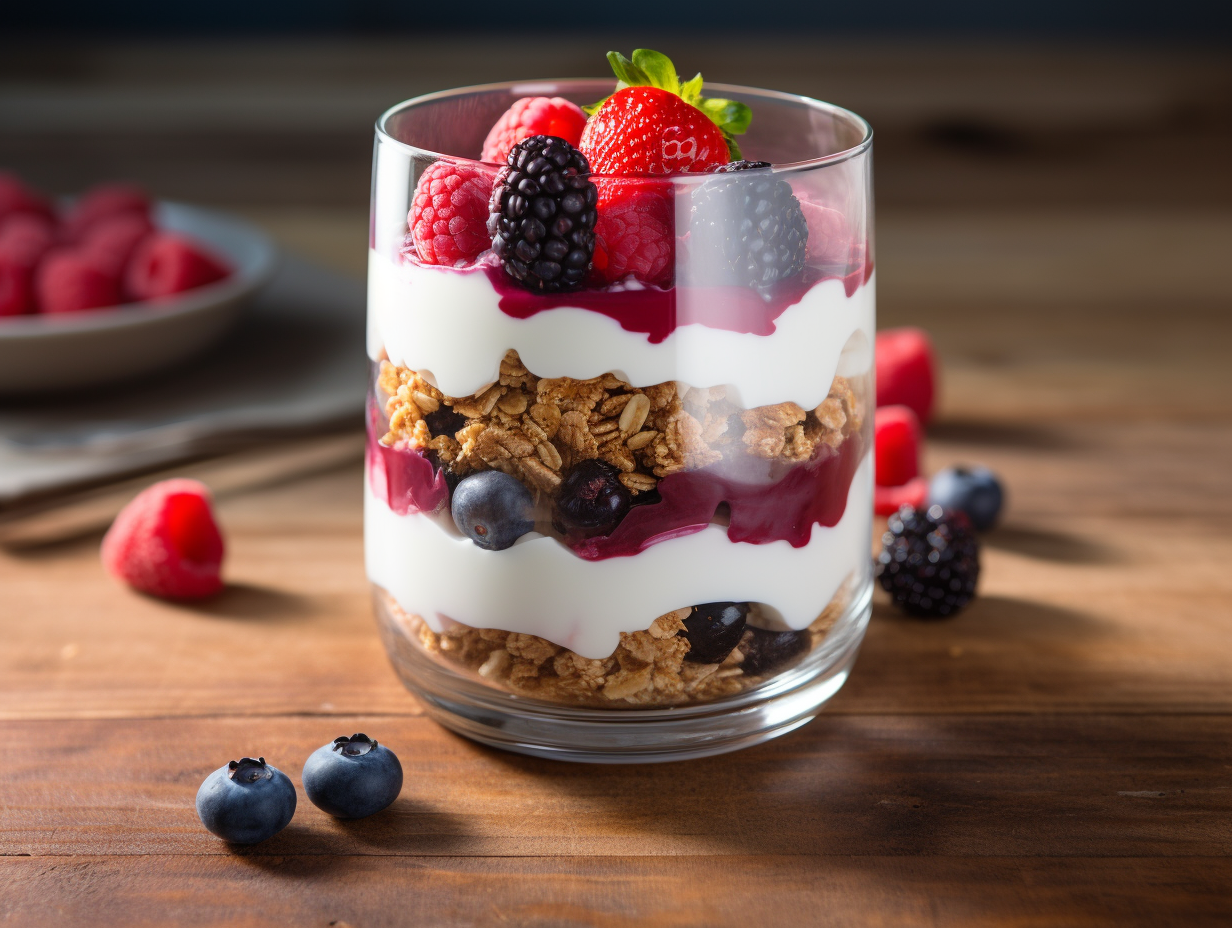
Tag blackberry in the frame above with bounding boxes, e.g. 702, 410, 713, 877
877, 504, 980, 618
424, 405, 468, 440
488, 135, 598, 292
713, 160, 772, 173
689, 161, 808, 294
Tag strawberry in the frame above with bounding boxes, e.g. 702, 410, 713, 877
579, 49, 751, 176
408, 161, 494, 266
481, 96, 588, 165
591, 178, 674, 286
101, 479, 225, 600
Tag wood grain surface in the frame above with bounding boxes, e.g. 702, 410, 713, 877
1, 36, 1230, 927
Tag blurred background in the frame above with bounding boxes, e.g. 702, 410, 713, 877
2, 4, 1230, 534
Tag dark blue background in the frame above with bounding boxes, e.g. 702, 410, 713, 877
5, 0, 1230, 36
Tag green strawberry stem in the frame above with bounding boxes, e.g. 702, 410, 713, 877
584, 49, 751, 160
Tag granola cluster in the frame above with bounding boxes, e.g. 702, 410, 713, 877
382, 587, 850, 708
378, 351, 863, 498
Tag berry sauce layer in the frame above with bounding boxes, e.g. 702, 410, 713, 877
483, 259, 871, 344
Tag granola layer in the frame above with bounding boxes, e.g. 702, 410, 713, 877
379, 582, 852, 708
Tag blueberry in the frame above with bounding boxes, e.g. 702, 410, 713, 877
451, 470, 535, 550
555, 459, 630, 532
302, 734, 403, 820
740, 627, 809, 676
195, 756, 296, 845
928, 466, 1004, 531
680, 602, 749, 664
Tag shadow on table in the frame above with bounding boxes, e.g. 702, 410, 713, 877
226, 796, 473, 872
464, 592, 1205, 858
181, 582, 318, 622
984, 524, 1121, 564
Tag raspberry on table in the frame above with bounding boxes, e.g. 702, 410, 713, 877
101, 478, 225, 600
125, 232, 230, 300
35, 249, 122, 313
877, 504, 980, 618
591, 178, 674, 286
488, 135, 598, 292
876, 327, 936, 425
874, 404, 922, 489
481, 96, 588, 165
875, 477, 929, 516
408, 161, 494, 266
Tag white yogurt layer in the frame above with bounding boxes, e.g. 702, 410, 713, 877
366, 452, 872, 660
368, 252, 875, 411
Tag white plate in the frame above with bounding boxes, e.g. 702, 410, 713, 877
0, 202, 275, 394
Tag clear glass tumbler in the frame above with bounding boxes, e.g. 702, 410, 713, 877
366, 80, 874, 761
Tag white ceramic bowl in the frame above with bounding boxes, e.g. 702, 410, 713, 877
0, 202, 275, 394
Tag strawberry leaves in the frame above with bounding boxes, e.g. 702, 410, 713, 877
585, 49, 751, 159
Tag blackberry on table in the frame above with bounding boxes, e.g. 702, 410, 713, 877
488, 135, 598, 292
877, 504, 981, 618
689, 160, 808, 294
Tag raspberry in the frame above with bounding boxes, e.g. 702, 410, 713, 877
0, 212, 57, 269
0, 172, 53, 220
0, 259, 34, 316
101, 479, 225, 600
125, 233, 230, 300
408, 161, 494, 266
488, 136, 597, 292
875, 405, 922, 488
481, 96, 588, 165
799, 197, 854, 267
63, 183, 150, 241
874, 477, 928, 516
580, 86, 730, 176
876, 327, 936, 425
35, 249, 121, 314
82, 212, 154, 277
876, 504, 980, 618
591, 178, 674, 286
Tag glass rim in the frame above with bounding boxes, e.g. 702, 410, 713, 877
375, 78, 873, 177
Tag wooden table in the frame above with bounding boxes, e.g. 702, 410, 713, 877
2, 38, 1230, 926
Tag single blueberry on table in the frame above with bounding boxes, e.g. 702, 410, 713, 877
680, 602, 750, 664
928, 465, 1004, 531
195, 756, 296, 845
451, 470, 536, 550
302, 733, 403, 820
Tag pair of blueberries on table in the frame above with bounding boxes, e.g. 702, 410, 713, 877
196, 734, 402, 845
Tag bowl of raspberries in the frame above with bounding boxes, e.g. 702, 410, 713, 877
0, 172, 275, 393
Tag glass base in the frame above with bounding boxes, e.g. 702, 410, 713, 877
374, 579, 872, 764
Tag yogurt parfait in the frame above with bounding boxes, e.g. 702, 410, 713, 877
366, 51, 875, 760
